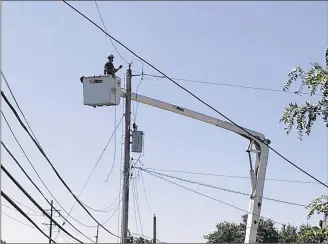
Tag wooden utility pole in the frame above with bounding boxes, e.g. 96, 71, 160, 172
49, 200, 53, 243
42, 200, 60, 243
153, 215, 157, 243
121, 65, 132, 243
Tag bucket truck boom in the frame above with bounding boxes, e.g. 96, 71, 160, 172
121, 89, 270, 243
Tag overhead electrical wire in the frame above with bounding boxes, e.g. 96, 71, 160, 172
1, 70, 41, 145
3, 203, 43, 216
1, 73, 96, 239
142, 167, 324, 185
1, 91, 121, 238
1, 165, 84, 243
65, 113, 124, 215
142, 74, 318, 96
61, 0, 328, 189
1, 110, 99, 230
1, 141, 95, 242
1, 191, 56, 243
9, 196, 41, 214
132, 75, 144, 123
94, 0, 127, 185
137, 167, 306, 207
97, 178, 131, 226
2, 211, 46, 230
140, 169, 285, 226
94, 0, 128, 64
139, 171, 153, 215
1, 76, 123, 217
104, 108, 120, 183
133, 180, 144, 236
1, 74, 126, 235
131, 180, 140, 234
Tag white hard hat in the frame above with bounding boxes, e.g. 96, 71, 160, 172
107, 54, 114, 59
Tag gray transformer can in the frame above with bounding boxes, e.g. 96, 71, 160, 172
131, 130, 144, 153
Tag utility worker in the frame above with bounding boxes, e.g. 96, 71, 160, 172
104, 54, 122, 77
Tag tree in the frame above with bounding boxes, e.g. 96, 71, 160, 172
204, 214, 328, 243
299, 195, 328, 243
280, 47, 328, 139
204, 221, 244, 243
127, 235, 151, 243
278, 224, 298, 243
204, 214, 279, 243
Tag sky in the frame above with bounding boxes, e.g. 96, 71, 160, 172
1, 1, 328, 243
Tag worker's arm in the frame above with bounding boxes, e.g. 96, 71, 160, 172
114, 65, 123, 73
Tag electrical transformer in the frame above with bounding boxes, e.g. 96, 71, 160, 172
132, 130, 144, 153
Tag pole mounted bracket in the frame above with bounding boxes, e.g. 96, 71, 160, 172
246, 139, 261, 196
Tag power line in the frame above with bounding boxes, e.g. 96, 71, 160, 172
142, 74, 318, 96
139, 171, 153, 215
134, 180, 144, 236
1, 164, 83, 243
1, 70, 41, 145
138, 168, 306, 207
94, 0, 128, 64
1, 91, 121, 238
9, 196, 41, 214
0, 75, 99, 231
142, 167, 324, 185
95, 176, 131, 226
1, 141, 95, 243
2, 211, 46, 230
1, 165, 84, 243
1, 110, 99, 230
1, 191, 56, 243
132, 75, 144, 123
62, 0, 328, 189
141, 169, 285, 226
132, 180, 144, 235
131, 180, 140, 234
3, 203, 43, 216
104, 110, 122, 183
66, 113, 124, 216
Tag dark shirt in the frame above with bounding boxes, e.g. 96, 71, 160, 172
104, 61, 114, 74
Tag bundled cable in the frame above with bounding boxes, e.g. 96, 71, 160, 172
1, 165, 83, 243
2, 191, 56, 242
1, 91, 120, 238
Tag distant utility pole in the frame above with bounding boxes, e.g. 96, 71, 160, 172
49, 200, 53, 243
42, 200, 60, 243
121, 65, 132, 243
95, 224, 99, 243
153, 215, 157, 243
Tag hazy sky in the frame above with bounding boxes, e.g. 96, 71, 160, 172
1, 1, 328, 243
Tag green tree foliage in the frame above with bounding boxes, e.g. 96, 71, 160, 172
278, 224, 298, 243
307, 195, 328, 221
127, 236, 151, 243
204, 215, 328, 243
204, 214, 279, 243
280, 48, 328, 139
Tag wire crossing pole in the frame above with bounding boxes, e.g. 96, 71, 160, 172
121, 65, 132, 243
153, 215, 156, 243
49, 200, 53, 243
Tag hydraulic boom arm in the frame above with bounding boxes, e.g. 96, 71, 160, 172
121, 89, 270, 243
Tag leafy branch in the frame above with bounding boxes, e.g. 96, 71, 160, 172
280, 48, 328, 139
